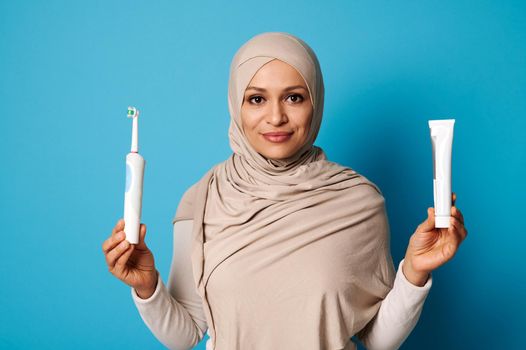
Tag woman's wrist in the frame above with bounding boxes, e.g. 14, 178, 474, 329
402, 256, 430, 287
136, 287, 155, 299
135, 270, 159, 299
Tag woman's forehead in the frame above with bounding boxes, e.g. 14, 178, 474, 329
245, 59, 308, 91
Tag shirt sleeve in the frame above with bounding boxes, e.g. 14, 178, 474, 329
130, 219, 208, 350
356, 258, 433, 350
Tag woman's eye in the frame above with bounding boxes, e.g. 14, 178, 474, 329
248, 96, 264, 104
246, 94, 304, 105
287, 94, 304, 103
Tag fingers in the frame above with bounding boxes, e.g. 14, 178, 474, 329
113, 244, 135, 276
105, 238, 131, 272
440, 213, 466, 262
135, 224, 148, 249
140, 224, 146, 242
417, 205, 466, 234
112, 218, 125, 236
102, 229, 126, 254
450, 215, 468, 242
417, 207, 436, 232
451, 190, 464, 226
451, 205, 464, 225
450, 192, 464, 223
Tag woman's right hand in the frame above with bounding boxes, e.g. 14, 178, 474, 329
102, 218, 158, 299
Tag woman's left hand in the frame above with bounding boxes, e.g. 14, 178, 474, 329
402, 192, 468, 286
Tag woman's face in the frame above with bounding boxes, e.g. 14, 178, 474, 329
240, 59, 313, 160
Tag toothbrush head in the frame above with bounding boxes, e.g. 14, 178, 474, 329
127, 106, 139, 118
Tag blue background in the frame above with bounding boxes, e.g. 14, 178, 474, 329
1, 0, 524, 349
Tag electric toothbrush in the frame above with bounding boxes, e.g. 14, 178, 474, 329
124, 106, 145, 244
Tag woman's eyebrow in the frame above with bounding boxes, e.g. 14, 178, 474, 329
245, 85, 307, 92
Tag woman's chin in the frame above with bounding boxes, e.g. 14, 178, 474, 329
259, 149, 298, 161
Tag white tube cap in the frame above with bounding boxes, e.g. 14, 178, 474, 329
435, 216, 451, 228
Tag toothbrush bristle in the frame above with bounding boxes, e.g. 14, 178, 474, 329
127, 106, 137, 117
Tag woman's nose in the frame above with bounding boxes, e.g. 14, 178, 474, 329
267, 101, 288, 125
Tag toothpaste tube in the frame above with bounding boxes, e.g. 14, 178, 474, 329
429, 119, 455, 228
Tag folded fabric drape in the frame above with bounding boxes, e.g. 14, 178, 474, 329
173, 32, 396, 350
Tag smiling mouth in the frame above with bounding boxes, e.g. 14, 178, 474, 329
262, 132, 293, 143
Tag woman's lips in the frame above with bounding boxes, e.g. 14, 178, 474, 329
262, 132, 293, 143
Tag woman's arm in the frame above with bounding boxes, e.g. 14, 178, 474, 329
131, 220, 208, 350
356, 258, 432, 350
357, 193, 466, 349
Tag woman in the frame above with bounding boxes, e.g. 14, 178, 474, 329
102, 32, 467, 350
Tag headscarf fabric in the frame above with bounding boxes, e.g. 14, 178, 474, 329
174, 32, 395, 349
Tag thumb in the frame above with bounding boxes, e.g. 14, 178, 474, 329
417, 207, 436, 232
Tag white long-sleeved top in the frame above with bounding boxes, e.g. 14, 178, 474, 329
131, 220, 432, 350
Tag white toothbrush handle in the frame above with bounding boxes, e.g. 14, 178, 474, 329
124, 152, 145, 244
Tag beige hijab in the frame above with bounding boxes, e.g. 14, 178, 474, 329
174, 32, 396, 349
